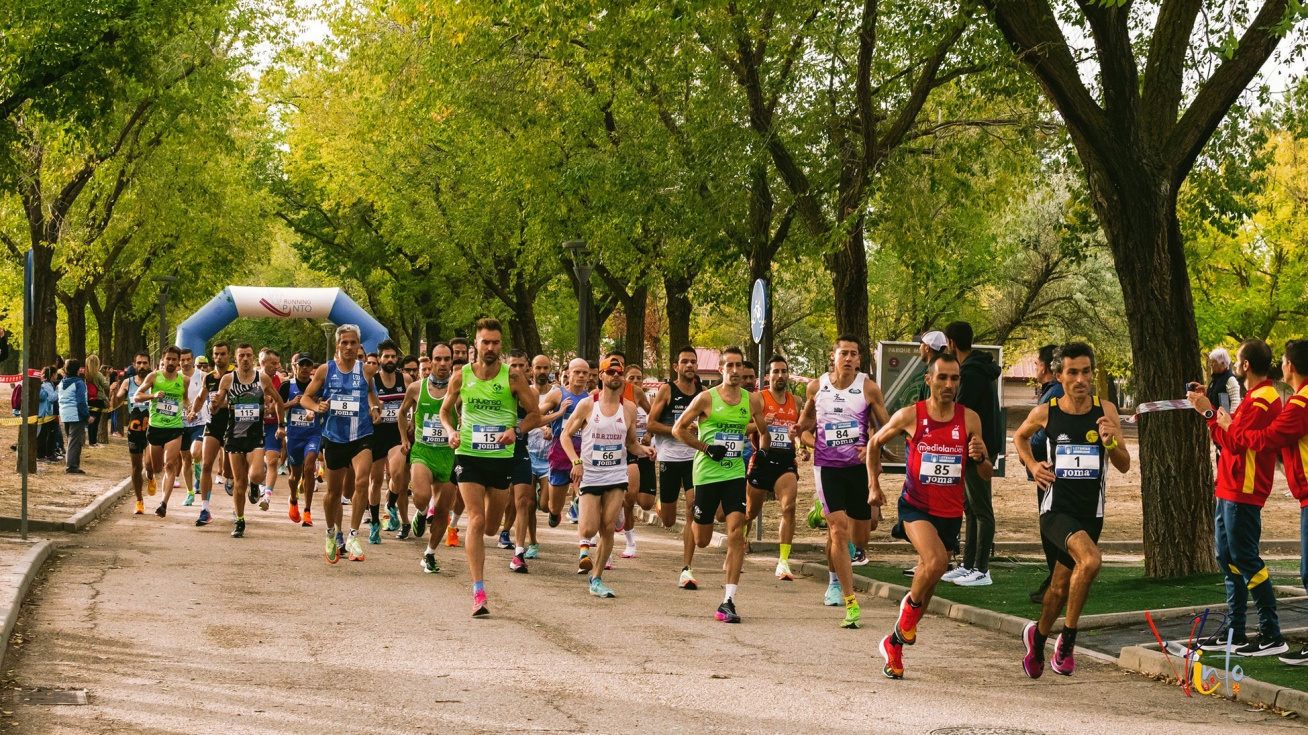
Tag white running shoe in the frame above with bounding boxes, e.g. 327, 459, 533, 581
940, 566, 972, 582
954, 570, 993, 587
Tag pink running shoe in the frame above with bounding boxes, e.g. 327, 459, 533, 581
1022, 622, 1044, 679
472, 590, 489, 617
1050, 632, 1075, 675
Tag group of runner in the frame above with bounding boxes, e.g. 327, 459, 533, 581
118, 320, 1130, 682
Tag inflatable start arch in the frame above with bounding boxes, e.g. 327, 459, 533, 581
174, 286, 389, 357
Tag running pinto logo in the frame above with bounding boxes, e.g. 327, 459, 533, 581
1147, 608, 1243, 699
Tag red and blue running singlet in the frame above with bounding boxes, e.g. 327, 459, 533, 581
901, 401, 967, 518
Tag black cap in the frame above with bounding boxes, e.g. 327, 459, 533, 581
295, 354, 314, 366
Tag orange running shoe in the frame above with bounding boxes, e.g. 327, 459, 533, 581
446, 526, 460, 547
301, 509, 313, 527
288, 501, 301, 524
135, 501, 144, 515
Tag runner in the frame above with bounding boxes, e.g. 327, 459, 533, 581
672, 346, 766, 622
399, 342, 461, 573
367, 340, 408, 545
647, 345, 704, 589
503, 349, 541, 572
179, 348, 205, 505
258, 349, 284, 512
419, 355, 431, 380
280, 354, 322, 526
115, 352, 155, 515
445, 342, 471, 547
439, 318, 540, 616
1013, 342, 1130, 677
519, 353, 555, 562
450, 338, 470, 364
540, 358, 590, 528
191, 342, 233, 527
561, 352, 655, 597
133, 346, 190, 518
791, 334, 889, 624
868, 352, 992, 679
747, 355, 800, 580
393, 353, 420, 538
189, 355, 211, 491
621, 363, 657, 558
300, 325, 383, 563
208, 344, 285, 538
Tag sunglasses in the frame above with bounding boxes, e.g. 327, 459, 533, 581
602, 368, 624, 376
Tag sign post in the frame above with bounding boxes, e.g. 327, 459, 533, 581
749, 279, 767, 541
20, 250, 33, 539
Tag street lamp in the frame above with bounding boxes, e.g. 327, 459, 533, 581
320, 321, 336, 362
152, 275, 178, 359
565, 239, 594, 361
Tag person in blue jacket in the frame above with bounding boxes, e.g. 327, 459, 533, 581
58, 358, 89, 474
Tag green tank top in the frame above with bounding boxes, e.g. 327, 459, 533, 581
149, 372, 186, 429
415, 378, 452, 450
692, 387, 750, 485
456, 363, 516, 458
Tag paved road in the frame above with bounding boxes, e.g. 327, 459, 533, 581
2, 495, 1299, 735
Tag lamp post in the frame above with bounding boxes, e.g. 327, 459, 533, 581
320, 321, 336, 362
564, 239, 594, 361
152, 275, 178, 359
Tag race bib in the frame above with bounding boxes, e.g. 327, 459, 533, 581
822, 421, 858, 447
154, 398, 180, 417
1055, 445, 1101, 479
288, 409, 316, 428
130, 400, 151, 413
330, 399, 359, 417
919, 451, 963, 486
420, 416, 448, 447
713, 432, 745, 459
380, 403, 400, 423
636, 414, 648, 441
591, 442, 623, 467
472, 424, 507, 451
233, 404, 260, 423
768, 425, 793, 449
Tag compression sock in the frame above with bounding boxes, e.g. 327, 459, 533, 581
387, 492, 399, 506
779, 543, 791, 561
829, 571, 839, 585
724, 584, 738, 603
1034, 629, 1049, 661
369, 504, 380, 526
473, 580, 485, 595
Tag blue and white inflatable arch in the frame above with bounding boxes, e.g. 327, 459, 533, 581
174, 286, 389, 357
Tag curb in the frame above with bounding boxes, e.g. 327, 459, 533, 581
0, 476, 131, 534
630, 506, 728, 548
0, 539, 55, 667
1075, 596, 1308, 631
1118, 644, 1307, 713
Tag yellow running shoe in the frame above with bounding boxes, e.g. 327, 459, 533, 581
147, 477, 157, 496
135, 501, 144, 515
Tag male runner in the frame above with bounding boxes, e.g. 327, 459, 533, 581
740, 361, 758, 475
368, 340, 408, 545
792, 335, 889, 624
116, 352, 155, 514
1013, 342, 1130, 677
503, 350, 541, 571
300, 325, 383, 563
192, 342, 233, 527
281, 354, 322, 526
648, 345, 704, 588
133, 345, 189, 518
399, 342, 462, 573
450, 338, 470, 364
180, 348, 205, 505
540, 358, 590, 528
439, 318, 540, 616
747, 355, 801, 580
419, 355, 431, 380
673, 346, 766, 622
208, 344, 285, 538
518, 354, 555, 561
621, 363, 657, 558
869, 353, 991, 678
258, 349, 284, 511
562, 352, 655, 597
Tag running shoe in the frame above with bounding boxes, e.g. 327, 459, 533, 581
880, 634, 904, 679
939, 566, 972, 582
851, 547, 869, 566
902, 565, 917, 578
775, 559, 793, 580
510, 554, 528, 573
615, 508, 625, 533
422, 551, 439, 574
386, 505, 401, 532
147, 477, 157, 496
446, 526, 460, 547
325, 533, 340, 564
1234, 635, 1289, 657
155, 502, 167, 518
231, 518, 246, 538
259, 491, 271, 511
497, 530, 513, 549
183, 491, 195, 507
411, 514, 427, 539
472, 590, 489, 617
954, 570, 993, 587
548, 513, 561, 528
396, 525, 409, 540
368, 523, 381, 545
1022, 622, 1044, 679
604, 557, 613, 571
301, 510, 313, 527
346, 535, 366, 561
224, 478, 234, 497
590, 577, 616, 598
248, 482, 261, 505
715, 599, 740, 623
841, 600, 861, 629
824, 583, 842, 606
135, 501, 144, 515
525, 543, 539, 559
621, 544, 637, 559
288, 502, 301, 524
1279, 645, 1308, 666
336, 531, 345, 554
567, 498, 579, 523
173, 478, 182, 489
806, 504, 823, 529
577, 552, 593, 574
195, 509, 211, 526
896, 593, 923, 645
678, 568, 698, 590
1050, 632, 1076, 675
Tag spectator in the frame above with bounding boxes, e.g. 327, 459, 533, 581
58, 358, 89, 474
907, 331, 948, 403
85, 354, 109, 446
943, 320, 1002, 587
1208, 347, 1242, 459
38, 367, 60, 460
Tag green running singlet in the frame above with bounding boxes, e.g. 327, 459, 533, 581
149, 372, 186, 429
456, 363, 517, 459
692, 387, 750, 485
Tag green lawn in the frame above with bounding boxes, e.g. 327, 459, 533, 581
852, 562, 1229, 618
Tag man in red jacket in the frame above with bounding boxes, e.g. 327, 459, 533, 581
1221, 339, 1308, 665
1187, 339, 1286, 657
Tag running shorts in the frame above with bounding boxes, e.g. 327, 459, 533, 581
1040, 512, 1104, 570
370, 423, 403, 458
286, 435, 321, 468
659, 460, 694, 504
512, 451, 534, 486
262, 423, 282, 453
692, 478, 746, 523
635, 456, 656, 495
322, 436, 372, 471
530, 455, 550, 479
128, 429, 148, 455
182, 424, 206, 448
580, 481, 627, 497
747, 451, 798, 491
454, 454, 513, 490
894, 495, 962, 554
225, 433, 262, 456
146, 426, 186, 447
411, 444, 455, 483
549, 468, 573, 487
205, 412, 230, 443
814, 464, 872, 521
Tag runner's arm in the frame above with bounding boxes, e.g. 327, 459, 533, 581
512, 372, 541, 434
211, 374, 233, 411
964, 407, 994, 481
190, 377, 210, 417
625, 402, 652, 458
867, 407, 915, 484
132, 372, 157, 403
863, 376, 891, 427
560, 397, 592, 464
672, 391, 712, 451
299, 365, 329, 413
261, 373, 286, 422
439, 369, 463, 449
790, 379, 819, 441
397, 381, 420, 446
750, 392, 770, 453
645, 385, 675, 437
1099, 401, 1131, 474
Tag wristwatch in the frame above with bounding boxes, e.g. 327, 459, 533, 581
571, 458, 582, 466
1202, 409, 1215, 420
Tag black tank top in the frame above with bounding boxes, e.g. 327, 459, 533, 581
1041, 396, 1107, 518
226, 372, 264, 440
660, 379, 701, 426
373, 370, 407, 425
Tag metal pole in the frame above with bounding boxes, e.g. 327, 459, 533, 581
158, 289, 168, 356
20, 251, 32, 540
578, 271, 592, 361
756, 337, 764, 543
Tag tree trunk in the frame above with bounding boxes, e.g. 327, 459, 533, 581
508, 295, 543, 357
423, 320, 442, 354
827, 217, 872, 368
111, 306, 148, 369
624, 285, 648, 367
60, 291, 90, 362
664, 273, 693, 370
90, 294, 115, 361
30, 243, 60, 367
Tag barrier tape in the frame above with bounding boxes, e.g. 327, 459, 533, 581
0, 370, 42, 383
0, 414, 57, 427
1125, 399, 1194, 423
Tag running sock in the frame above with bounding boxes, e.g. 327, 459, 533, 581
451, 511, 462, 527
201, 497, 210, 511
1062, 627, 1078, 648
844, 595, 858, 608
724, 584, 737, 603
1034, 629, 1049, 661
473, 581, 485, 595
829, 571, 839, 585
426, 543, 437, 554
515, 546, 525, 555
779, 543, 791, 561
387, 492, 399, 506
369, 504, 380, 525
579, 542, 591, 557
349, 529, 358, 538
624, 529, 635, 545
906, 595, 921, 609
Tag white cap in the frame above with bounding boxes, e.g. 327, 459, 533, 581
921, 331, 948, 352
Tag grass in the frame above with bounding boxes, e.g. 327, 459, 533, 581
852, 562, 1230, 618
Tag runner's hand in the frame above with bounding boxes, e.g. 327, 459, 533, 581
495, 428, 516, 446
968, 434, 986, 461
448, 432, 461, 450
1028, 460, 1055, 490
856, 444, 867, 462
705, 445, 728, 462
276, 427, 286, 440
1215, 407, 1233, 429
1096, 416, 1119, 446
313, 401, 329, 415
542, 426, 553, 442
570, 463, 583, 484
401, 435, 411, 454
867, 482, 885, 508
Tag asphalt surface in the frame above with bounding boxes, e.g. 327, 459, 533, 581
2, 494, 1302, 734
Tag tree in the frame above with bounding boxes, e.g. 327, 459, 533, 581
983, 0, 1307, 576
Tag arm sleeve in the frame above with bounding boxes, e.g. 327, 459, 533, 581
78, 383, 89, 421
1226, 376, 1242, 414
1213, 391, 1278, 451
279, 382, 291, 402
